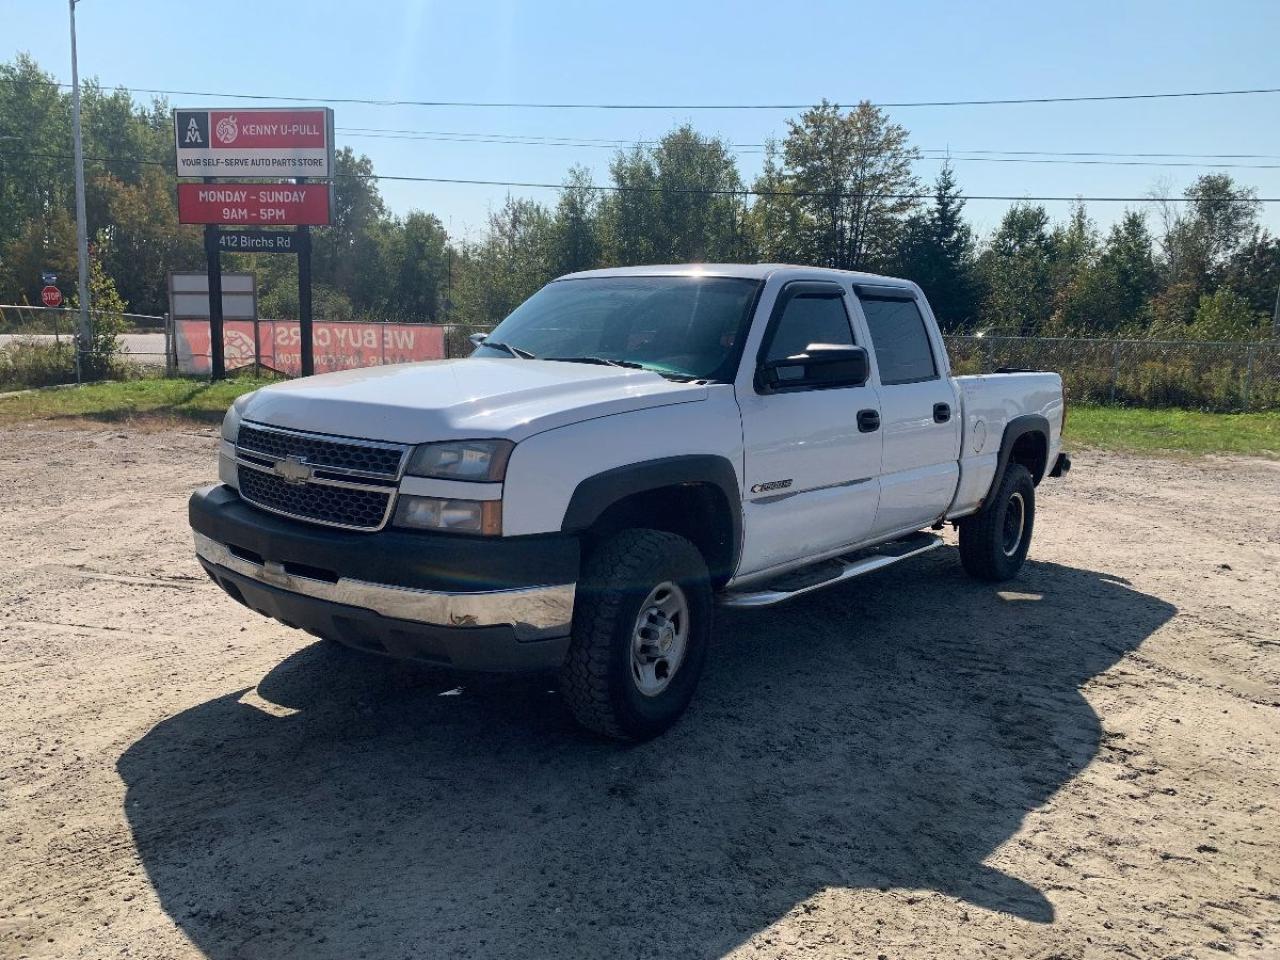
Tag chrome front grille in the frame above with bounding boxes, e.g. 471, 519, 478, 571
237, 469, 393, 530
234, 423, 409, 531
237, 424, 406, 477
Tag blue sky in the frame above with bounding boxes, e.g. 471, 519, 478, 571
6, 0, 1279, 242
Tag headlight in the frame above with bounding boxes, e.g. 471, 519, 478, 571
405, 439, 513, 481
394, 495, 502, 535
221, 391, 257, 442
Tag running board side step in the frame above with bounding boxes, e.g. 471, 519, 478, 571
717, 532, 944, 609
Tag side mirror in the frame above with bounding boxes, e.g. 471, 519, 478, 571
756, 344, 869, 393
468, 331, 488, 346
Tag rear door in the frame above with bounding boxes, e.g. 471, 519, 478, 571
735, 281, 883, 577
854, 286, 962, 537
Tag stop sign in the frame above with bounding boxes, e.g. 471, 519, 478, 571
41, 285, 63, 308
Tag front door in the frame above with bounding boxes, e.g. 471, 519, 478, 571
735, 281, 883, 578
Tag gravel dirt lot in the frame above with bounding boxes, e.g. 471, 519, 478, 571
1, 426, 1278, 960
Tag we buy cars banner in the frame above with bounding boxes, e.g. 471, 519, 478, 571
175, 320, 445, 376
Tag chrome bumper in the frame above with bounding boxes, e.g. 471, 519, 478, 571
193, 531, 575, 642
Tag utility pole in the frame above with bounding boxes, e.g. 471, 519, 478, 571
68, 0, 91, 383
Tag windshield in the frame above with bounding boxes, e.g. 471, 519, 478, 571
472, 276, 762, 381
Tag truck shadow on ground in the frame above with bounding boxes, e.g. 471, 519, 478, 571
118, 551, 1175, 959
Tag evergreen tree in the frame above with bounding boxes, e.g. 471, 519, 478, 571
549, 166, 601, 276
1221, 227, 1280, 323
895, 165, 979, 330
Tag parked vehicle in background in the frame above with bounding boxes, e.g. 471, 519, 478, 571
190, 264, 1070, 739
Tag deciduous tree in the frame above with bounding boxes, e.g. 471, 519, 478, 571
767, 100, 920, 270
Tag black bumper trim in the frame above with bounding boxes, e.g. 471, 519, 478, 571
189, 484, 580, 593
201, 558, 571, 672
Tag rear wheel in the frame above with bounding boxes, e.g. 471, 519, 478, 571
559, 529, 712, 740
958, 463, 1035, 582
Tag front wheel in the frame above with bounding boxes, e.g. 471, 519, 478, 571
559, 529, 712, 740
958, 463, 1036, 582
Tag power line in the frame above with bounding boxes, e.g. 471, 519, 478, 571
361, 173, 1280, 202
8, 73, 1278, 165
4, 148, 1276, 201
334, 130, 1280, 169
934, 148, 1280, 160
924, 156, 1280, 170
3, 74, 1280, 109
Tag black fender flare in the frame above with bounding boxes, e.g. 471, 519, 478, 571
984, 414, 1050, 504
561, 455, 743, 572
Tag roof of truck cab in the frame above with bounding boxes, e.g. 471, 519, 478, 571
556, 263, 914, 286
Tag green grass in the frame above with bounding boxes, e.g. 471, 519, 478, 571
2, 377, 1277, 458
1066, 405, 1280, 458
0, 376, 273, 427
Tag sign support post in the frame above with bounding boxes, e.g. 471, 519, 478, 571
203, 177, 226, 381
297, 177, 314, 377
298, 225, 314, 377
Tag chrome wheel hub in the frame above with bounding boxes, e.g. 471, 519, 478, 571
1002, 491, 1026, 557
631, 581, 689, 697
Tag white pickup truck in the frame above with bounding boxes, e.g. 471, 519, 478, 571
191, 264, 1069, 739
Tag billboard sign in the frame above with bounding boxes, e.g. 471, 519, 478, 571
177, 183, 331, 226
173, 107, 334, 179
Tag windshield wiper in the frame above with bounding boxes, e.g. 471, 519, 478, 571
544, 356, 705, 381
482, 340, 536, 359
544, 356, 645, 369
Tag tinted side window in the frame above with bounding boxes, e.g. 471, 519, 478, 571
859, 296, 938, 384
764, 295, 854, 362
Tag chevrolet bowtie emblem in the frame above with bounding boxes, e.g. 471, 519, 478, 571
273, 455, 313, 484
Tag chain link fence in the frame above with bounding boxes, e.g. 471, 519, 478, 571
1, 304, 171, 388
7, 301, 1277, 413
944, 335, 1280, 412
2, 305, 492, 389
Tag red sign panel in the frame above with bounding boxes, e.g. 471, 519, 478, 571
40, 285, 63, 308
175, 319, 447, 376
206, 110, 327, 149
177, 183, 331, 226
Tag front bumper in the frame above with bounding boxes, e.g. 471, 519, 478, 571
190, 485, 578, 671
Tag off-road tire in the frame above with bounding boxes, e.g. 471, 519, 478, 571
560, 529, 712, 741
958, 463, 1036, 582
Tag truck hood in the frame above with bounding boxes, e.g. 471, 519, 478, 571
238, 358, 709, 444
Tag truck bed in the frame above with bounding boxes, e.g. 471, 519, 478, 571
946, 372, 1065, 519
